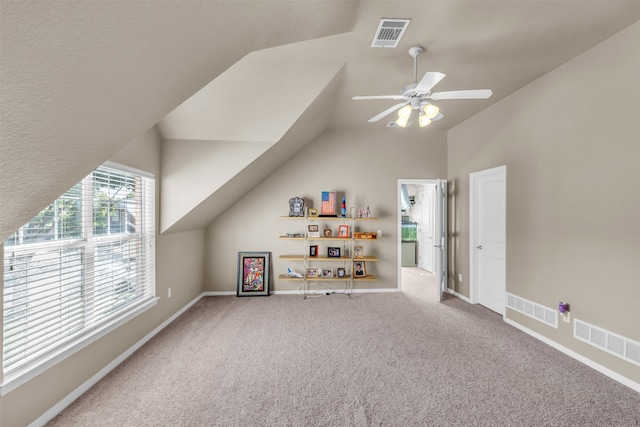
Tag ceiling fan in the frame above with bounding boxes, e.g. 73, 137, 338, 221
353, 46, 492, 127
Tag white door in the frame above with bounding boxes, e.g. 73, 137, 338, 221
418, 186, 434, 272
470, 166, 506, 315
434, 180, 448, 302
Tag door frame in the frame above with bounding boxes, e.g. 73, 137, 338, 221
469, 165, 506, 314
397, 179, 447, 299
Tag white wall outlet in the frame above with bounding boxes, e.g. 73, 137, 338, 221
458, 273, 463, 282
562, 312, 571, 323
168, 288, 172, 298
377, 229, 382, 237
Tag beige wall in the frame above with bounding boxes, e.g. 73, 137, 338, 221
205, 128, 448, 293
0, 128, 206, 427
448, 22, 640, 383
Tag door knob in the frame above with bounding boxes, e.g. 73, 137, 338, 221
477, 245, 483, 250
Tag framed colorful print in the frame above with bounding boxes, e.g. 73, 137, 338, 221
337, 267, 346, 278
309, 245, 318, 257
307, 224, 320, 238
237, 252, 271, 297
353, 261, 366, 278
354, 245, 364, 259
306, 268, 319, 278
338, 225, 349, 238
327, 247, 341, 258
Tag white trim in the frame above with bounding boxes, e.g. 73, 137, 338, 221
445, 288, 471, 303
504, 317, 640, 394
1, 297, 158, 397
102, 160, 155, 179
28, 294, 204, 427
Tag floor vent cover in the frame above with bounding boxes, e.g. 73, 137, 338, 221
506, 293, 557, 328
574, 319, 640, 367
371, 18, 411, 48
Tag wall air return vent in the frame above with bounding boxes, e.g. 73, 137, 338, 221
371, 18, 411, 48
506, 293, 558, 328
574, 319, 640, 367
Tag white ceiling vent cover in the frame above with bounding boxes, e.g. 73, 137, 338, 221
371, 18, 411, 48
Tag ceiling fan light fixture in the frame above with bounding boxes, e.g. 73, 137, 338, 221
397, 104, 412, 119
419, 113, 432, 127
395, 116, 409, 128
423, 103, 439, 119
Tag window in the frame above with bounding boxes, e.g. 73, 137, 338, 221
3, 162, 155, 382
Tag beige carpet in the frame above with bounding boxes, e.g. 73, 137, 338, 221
47, 269, 640, 426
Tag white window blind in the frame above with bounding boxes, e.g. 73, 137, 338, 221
3, 162, 155, 377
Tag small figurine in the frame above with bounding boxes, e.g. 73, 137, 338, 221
341, 196, 346, 217
287, 268, 303, 278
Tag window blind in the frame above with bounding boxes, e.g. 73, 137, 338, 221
3, 163, 155, 376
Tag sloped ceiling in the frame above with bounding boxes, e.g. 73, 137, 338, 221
2, 1, 640, 239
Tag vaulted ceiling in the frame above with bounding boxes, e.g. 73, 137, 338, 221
2, 1, 640, 238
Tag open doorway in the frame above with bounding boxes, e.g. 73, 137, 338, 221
398, 179, 447, 300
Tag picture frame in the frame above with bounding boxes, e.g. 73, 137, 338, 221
353, 261, 366, 278
354, 245, 364, 259
327, 247, 341, 258
307, 224, 320, 238
237, 252, 271, 297
289, 197, 305, 217
337, 267, 346, 278
338, 224, 349, 238
309, 208, 319, 218
306, 268, 319, 278
321, 269, 333, 278
309, 245, 318, 257
323, 228, 332, 237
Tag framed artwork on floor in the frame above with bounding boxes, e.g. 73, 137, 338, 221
237, 252, 271, 297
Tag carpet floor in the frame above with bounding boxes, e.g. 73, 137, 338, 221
47, 269, 640, 426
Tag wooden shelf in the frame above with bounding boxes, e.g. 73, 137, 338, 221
353, 275, 377, 281
278, 274, 352, 282
353, 256, 378, 262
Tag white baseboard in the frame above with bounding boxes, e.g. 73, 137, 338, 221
30, 293, 207, 427
504, 317, 640, 394
445, 288, 471, 303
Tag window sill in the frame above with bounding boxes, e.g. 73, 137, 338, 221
0, 296, 159, 396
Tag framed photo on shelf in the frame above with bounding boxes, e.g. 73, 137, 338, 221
337, 267, 346, 278
353, 246, 364, 259
309, 245, 318, 257
309, 208, 319, 218
327, 247, 341, 258
288, 197, 304, 217
237, 252, 271, 297
324, 228, 332, 237
338, 225, 349, 238
307, 224, 320, 238
353, 261, 366, 278
321, 269, 333, 278
306, 268, 319, 278
320, 191, 337, 216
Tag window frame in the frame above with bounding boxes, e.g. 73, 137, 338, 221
1, 161, 157, 396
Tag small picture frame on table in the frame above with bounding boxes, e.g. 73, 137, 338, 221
327, 247, 341, 258
309, 245, 318, 257
321, 269, 333, 278
337, 267, 346, 278
309, 208, 319, 218
307, 224, 320, 238
237, 252, 271, 297
353, 261, 366, 278
338, 225, 349, 238
324, 228, 332, 237
306, 268, 319, 278
289, 197, 304, 217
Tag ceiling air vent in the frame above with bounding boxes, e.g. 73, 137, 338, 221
371, 18, 411, 48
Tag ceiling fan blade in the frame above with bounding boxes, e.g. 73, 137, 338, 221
415, 71, 446, 94
368, 101, 409, 123
432, 112, 444, 121
429, 89, 493, 100
353, 95, 406, 100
